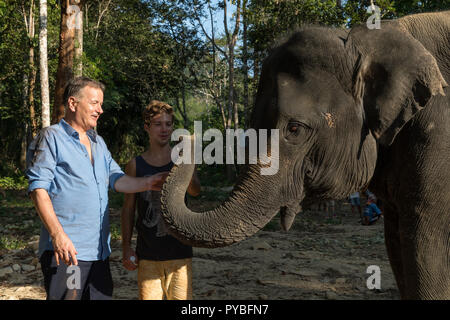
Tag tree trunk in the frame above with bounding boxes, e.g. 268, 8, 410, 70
223, 0, 241, 181
181, 85, 188, 129
20, 73, 29, 171
74, 5, 83, 77
29, 39, 37, 137
52, 0, 84, 124
40, 0, 50, 128
228, 50, 235, 130
20, 123, 30, 171
22, 0, 39, 138
175, 93, 180, 121
242, 0, 249, 128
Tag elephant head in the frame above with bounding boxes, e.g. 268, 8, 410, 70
160, 21, 447, 248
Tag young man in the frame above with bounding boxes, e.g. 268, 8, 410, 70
121, 100, 200, 300
27, 77, 168, 300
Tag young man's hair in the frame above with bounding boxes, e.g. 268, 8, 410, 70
143, 100, 174, 125
63, 76, 105, 108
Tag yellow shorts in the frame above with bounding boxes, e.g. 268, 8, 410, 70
137, 258, 192, 300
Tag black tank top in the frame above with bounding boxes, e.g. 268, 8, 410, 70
135, 155, 193, 261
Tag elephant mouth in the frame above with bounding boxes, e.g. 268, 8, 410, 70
278, 163, 307, 231
279, 183, 305, 231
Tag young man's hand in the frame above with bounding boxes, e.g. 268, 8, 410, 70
122, 246, 138, 271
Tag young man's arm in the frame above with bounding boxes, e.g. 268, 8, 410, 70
30, 189, 78, 266
121, 159, 138, 271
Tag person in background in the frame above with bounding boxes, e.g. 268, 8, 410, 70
121, 100, 200, 300
349, 191, 362, 222
362, 195, 383, 225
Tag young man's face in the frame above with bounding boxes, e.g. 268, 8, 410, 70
68, 86, 104, 131
145, 112, 173, 146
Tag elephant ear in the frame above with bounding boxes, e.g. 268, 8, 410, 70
348, 22, 447, 146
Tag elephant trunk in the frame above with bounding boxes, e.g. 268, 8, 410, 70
160, 162, 282, 248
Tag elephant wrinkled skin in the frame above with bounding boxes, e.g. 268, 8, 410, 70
161, 11, 450, 299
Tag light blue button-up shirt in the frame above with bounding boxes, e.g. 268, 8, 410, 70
26, 119, 125, 261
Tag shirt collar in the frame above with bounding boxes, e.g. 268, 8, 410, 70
60, 118, 98, 143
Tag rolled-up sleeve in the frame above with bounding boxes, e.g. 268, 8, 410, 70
109, 166, 125, 192
26, 130, 57, 194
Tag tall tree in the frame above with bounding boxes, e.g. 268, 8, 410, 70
22, 0, 38, 137
151, 0, 206, 129
52, 0, 84, 124
73, 0, 83, 76
191, 0, 242, 131
39, 0, 50, 127
223, 0, 241, 131
241, 0, 249, 127
193, 0, 229, 131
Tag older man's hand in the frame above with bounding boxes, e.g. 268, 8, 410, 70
51, 232, 78, 266
146, 171, 170, 191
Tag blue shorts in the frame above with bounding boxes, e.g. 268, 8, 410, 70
350, 197, 360, 206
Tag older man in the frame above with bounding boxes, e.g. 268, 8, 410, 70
26, 77, 168, 300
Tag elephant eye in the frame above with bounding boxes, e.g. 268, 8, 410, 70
288, 122, 300, 133
288, 123, 298, 132
286, 121, 311, 140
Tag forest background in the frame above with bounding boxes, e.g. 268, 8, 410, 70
1, 0, 449, 188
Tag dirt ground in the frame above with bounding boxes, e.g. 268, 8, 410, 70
0, 197, 399, 300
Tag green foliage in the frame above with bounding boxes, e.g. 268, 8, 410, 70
248, 0, 346, 60
0, 176, 28, 190
110, 222, 122, 241
0, 188, 39, 251
1, 0, 448, 176
393, 0, 450, 17
344, 0, 396, 27
108, 190, 125, 209
0, 0, 61, 175
0, 0, 28, 173
0, 236, 28, 250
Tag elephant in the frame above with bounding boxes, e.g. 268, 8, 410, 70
160, 11, 450, 299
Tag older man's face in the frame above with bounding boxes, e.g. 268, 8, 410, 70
69, 86, 104, 131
